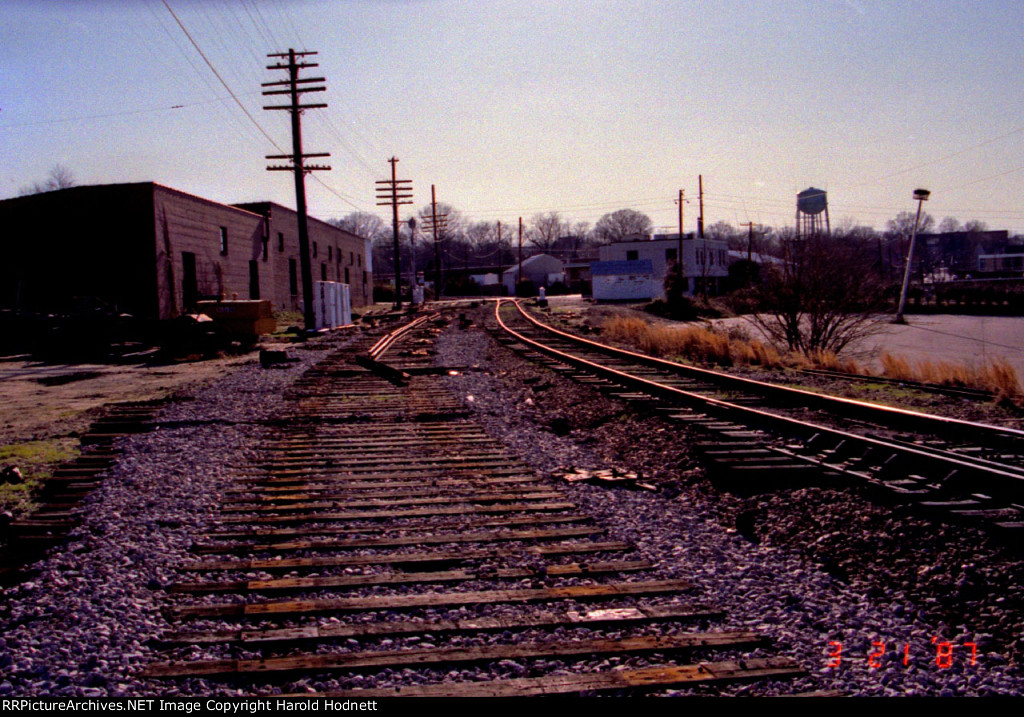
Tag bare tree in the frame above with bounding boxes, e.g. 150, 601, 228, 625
593, 209, 652, 243
887, 210, 934, 240
330, 212, 388, 241
19, 164, 77, 195
528, 211, 566, 253
706, 220, 743, 251
558, 220, 593, 258
939, 216, 962, 233
964, 219, 989, 233
750, 230, 887, 354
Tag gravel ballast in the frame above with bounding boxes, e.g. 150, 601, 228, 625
0, 315, 1021, 697
435, 311, 1024, 697
0, 337, 345, 697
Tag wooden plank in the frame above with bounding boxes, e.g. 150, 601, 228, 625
218, 490, 564, 514
144, 631, 762, 678
170, 559, 650, 594
209, 501, 577, 527
251, 456, 516, 473
161, 604, 724, 646
170, 578, 693, 619
204, 512, 585, 541
235, 467, 528, 481
223, 475, 543, 496
307, 657, 806, 697
183, 539, 629, 572
197, 525, 603, 554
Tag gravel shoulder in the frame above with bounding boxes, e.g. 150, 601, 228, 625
437, 306, 1024, 696
0, 335, 349, 697
1, 311, 1021, 697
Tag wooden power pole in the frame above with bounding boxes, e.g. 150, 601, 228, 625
263, 49, 330, 332
676, 189, 686, 283
420, 185, 448, 300
375, 157, 413, 309
698, 175, 705, 239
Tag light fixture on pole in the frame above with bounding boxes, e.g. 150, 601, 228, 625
895, 188, 931, 323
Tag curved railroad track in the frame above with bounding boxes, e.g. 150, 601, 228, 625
493, 300, 1024, 539
142, 312, 810, 697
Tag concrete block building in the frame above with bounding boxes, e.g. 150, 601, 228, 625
597, 234, 729, 298
0, 182, 370, 320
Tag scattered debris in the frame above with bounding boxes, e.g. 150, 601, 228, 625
259, 350, 293, 368
557, 466, 658, 492
0, 466, 24, 485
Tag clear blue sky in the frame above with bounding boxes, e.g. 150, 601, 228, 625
3, 0, 1023, 234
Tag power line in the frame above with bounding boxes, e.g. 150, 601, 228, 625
160, 0, 284, 153
0, 94, 261, 128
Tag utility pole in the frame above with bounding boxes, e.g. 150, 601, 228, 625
518, 217, 524, 288
375, 157, 413, 309
420, 184, 448, 300
698, 175, 705, 239
408, 216, 417, 300
264, 49, 330, 332
496, 220, 503, 280
675, 189, 686, 284
740, 221, 756, 261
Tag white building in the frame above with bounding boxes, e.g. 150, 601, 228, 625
597, 234, 729, 297
501, 254, 565, 294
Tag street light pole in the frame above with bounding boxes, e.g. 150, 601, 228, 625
895, 188, 931, 324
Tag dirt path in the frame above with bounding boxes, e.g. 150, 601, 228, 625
0, 354, 255, 446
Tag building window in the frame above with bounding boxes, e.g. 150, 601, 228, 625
289, 258, 298, 295
336, 246, 342, 263
626, 250, 638, 261
328, 246, 333, 261
321, 263, 327, 281
358, 255, 362, 268
278, 232, 284, 252
666, 248, 677, 262
220, 227, 228, 255
344, 267, 350, 284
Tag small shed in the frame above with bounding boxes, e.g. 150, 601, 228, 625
501, 254, 565, 293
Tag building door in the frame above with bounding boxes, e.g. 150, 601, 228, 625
182, 252, 198, 311
249, 260, 260, 299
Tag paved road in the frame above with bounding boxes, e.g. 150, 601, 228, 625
718, 313, 1024, 376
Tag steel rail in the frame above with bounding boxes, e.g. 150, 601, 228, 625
367, 312, 436, 360
494, 300, 1024, 495
505, 300, 1024, 444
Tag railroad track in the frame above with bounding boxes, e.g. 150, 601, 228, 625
0, 401, 162, 584
792, 367, 997, 402
143, 312, 808, 696
493, 300, 1024, 539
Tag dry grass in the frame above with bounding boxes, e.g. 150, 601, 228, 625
601, 316, 1022, 402
881, 353, 1023, 400
602, 317, 787, 369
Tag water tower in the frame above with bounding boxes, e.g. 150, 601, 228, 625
796, 187, 830, 239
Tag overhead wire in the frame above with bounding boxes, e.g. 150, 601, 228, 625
160, 0, 285, 154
